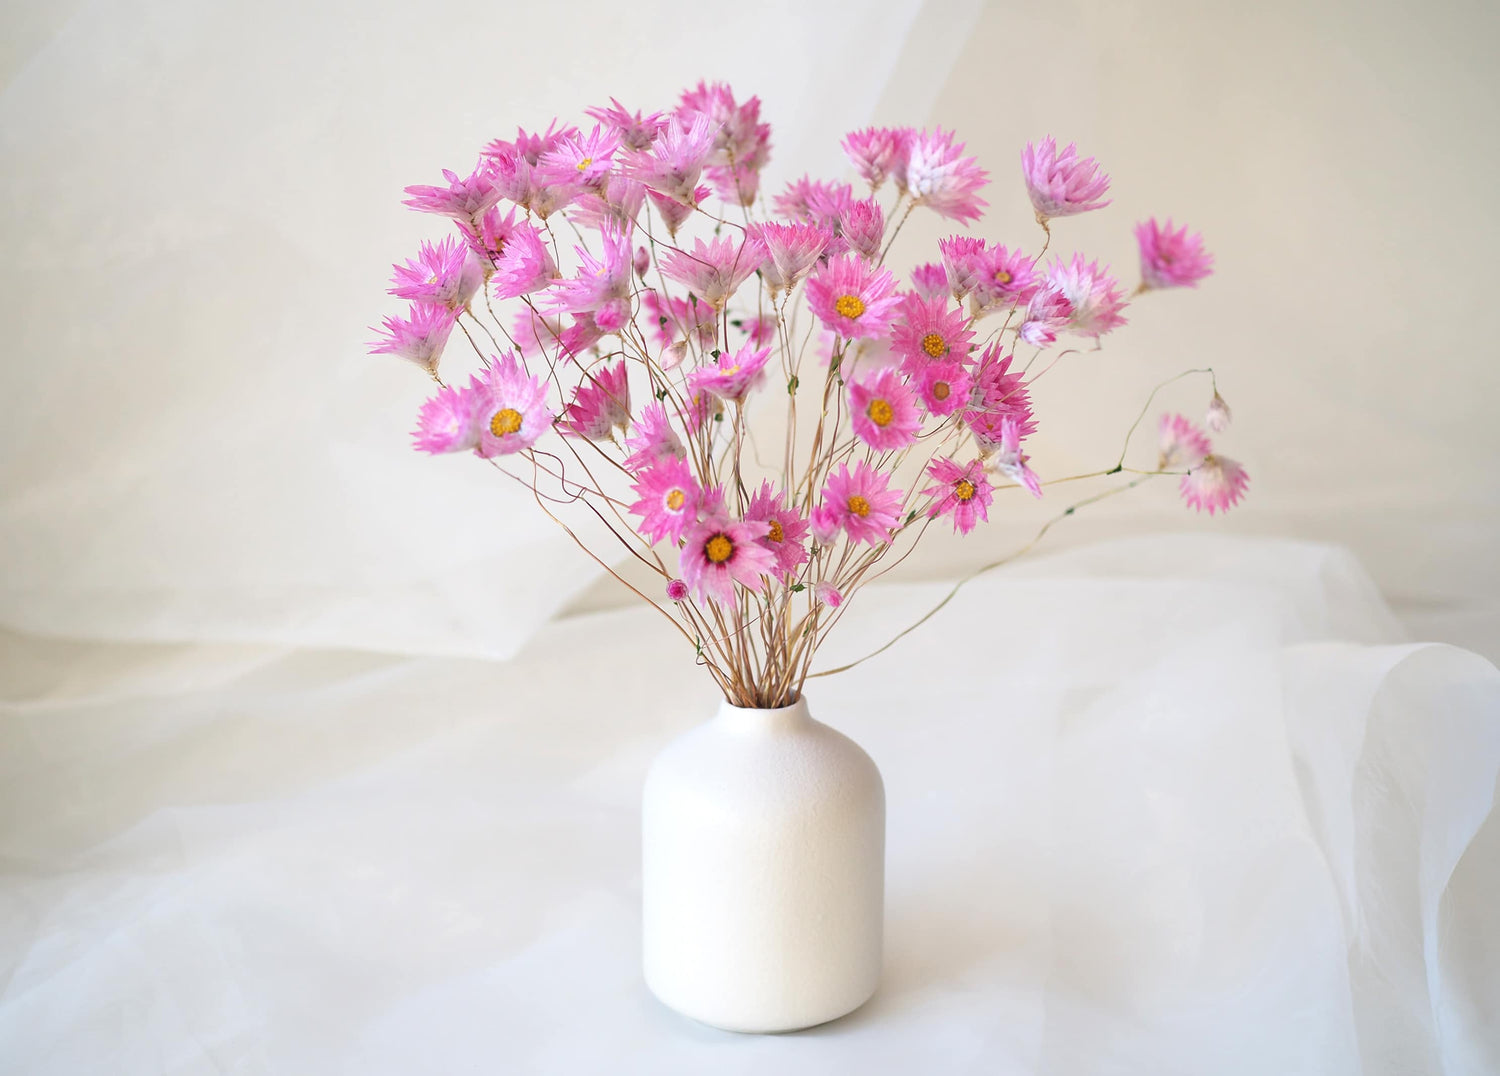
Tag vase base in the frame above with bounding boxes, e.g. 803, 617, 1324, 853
647, 979, 879, 1035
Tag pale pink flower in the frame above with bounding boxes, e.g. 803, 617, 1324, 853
1136, 218, 1214, 290
411, 383, 482, 454
641, 289, 716, 351
621, 113, 716, 206
890, 293, 976, 374
658, 235, 767, 309
402, 164, 502, 220
924, 457, 994, 534
1018, 286, 1073, 347
457, 205, 522, 263
389, 235, 483, 312
623, 403, 685, 473
679, 81, 771, 206
739, 313, 778, 347
629, 457, 705, 545
535, 125, 620, 188
368, 302, 459, 374
805, 256, 903, 340
586, 98, 668, 152
492, 224, 557, 299
472, 354, 553, 458
1158, 413, 1212, 470
743, 481, 810, 580
911, 262, 950, 301
1180, 455, 1249, 515
645, 186, 707, 238
569, 175, 647, 236
665, 578, 690, 602
848, 368, 922, 451
814, 582, 843, 609
545, 227, 633, 328
1047, 254, 1128, 338
840, 197, 885, 260
679, 516, 776, 605
967, 244, 1039, 313
896, 128, 988, 224
813, 461, 904, 547
992, 417, 1042, 497
915, 360, 972, 418
678, 388, 719, 435
937, 236, 988, 301
510, 306, 566, 358
1206, 392, 1233, 433
561, 360, 631, 442
1022, 137, 1112, 219
483, 124, 581, 218
755, 221, 831, 293
634, 245, 651, 280
556, 313, 605, 361
687, 341, 772, 402
842, 126, 912, 189
772, 177, 855, 228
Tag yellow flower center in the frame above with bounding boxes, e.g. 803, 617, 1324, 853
721, 365, 740, 377
665, 488, 686, 511
954, 479, 976, 502
867, 398, 894, 427
834, 294, 866, 319
767, 519, 784, 542
576, 157, 593, 172
933, 380, 951, 401
920, 332, 947, 358
705, 534, 734, 563
994, 268, 1012, 284
847, 495, 871, 517
490, 408, 523, 437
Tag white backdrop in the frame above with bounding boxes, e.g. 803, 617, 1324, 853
2, 0, 1497, 659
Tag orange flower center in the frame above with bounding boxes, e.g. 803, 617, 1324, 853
847, 495, 871, 517
665, 488, 686, 511
920, 332, 947, 358
834, 294, 866, 319
994, 268, 1012, 284
705, 534, 734, 563
933, 380, 951, 401
490, 408, 523, 436
867, 398, 894, 427
954, 479, 976, 502
767, 519, 784, 542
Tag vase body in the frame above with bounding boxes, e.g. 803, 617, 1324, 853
641, 695, 885, 1033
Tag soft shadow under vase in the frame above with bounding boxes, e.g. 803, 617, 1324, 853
641, 695, 885, 1033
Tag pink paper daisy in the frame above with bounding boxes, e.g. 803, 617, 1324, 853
967, 244, 1039, 313
813, 461, 904, 547
641, 289, 717, 352
471, 355, 553, 458
1180, 455, 1249, 515
890, 293, 976, 374
535, 125, 620, 188
658, 235, 767, 309
1136, 218, 1214, 290
1018, 286, 1073, 347
755, 221, 831, 293
629, 457, 706, 545
544, 227, 633, 328
1158, 413, 1212, 470
1206, 392, 1233, 433
842, 126, 912, 189
772, 177, 855, 229
896, 128, 988, 224
914, 360, 972, 418
848, 368, 922, 450
739, 313, 778, 347
1047, 254, 1129, 339
805, 256, 903, 340
840, 197, 885, 261
923, 457, 994, 534
622, 403, 685, 473
585, 98, 668, 152
411, 383, 482, 455
621, 113, 716, 206
569, 175, 647, 237
678, 81, 771, 207
492, 224, 557, 300
743, 481, 810, 580
389, 235, 483, 312
1022, 137, 1112, 220
686, 341, 772, 402
456, 205, 522, 263
679, 516, 776, 605
814, 582, 843, 609
402, 164, 502, 221
911, 262, 950, 302
645, 186, 707, 238
368, 302, 459, 375
964, 345, 1036, 452
665, 578, 690, 602
992, 418, 1042, 497
561, 360, 631, 442
937, 236, 988, 301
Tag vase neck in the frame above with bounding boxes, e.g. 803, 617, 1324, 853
714, 695, 811, 735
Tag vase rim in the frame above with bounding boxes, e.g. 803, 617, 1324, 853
717, 692, 806, 716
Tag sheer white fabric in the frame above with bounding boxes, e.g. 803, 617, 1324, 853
3, 536, 1495, 1073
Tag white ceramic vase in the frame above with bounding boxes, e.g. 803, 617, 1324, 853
641, 695, 885, 1033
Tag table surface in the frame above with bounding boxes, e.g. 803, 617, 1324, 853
2, 535, 1497, 1075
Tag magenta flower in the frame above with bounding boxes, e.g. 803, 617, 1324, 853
561, 360, 631, 442
1022, 137, 1112, 220
842, 126, 912, 189
471, 355, 552, 458
623, 403, 685, 473
545, 227, 633, 327
805, 256, 903, 340
368, 302, 459, 375
911, 262, 950, 302
679, 81, 772, 207
645, 186, 707, 238
743, 481, 810, 580
510, 306, 566, 358
492, 224, 557, 299
915, 360, 972, 418
968, 244, 1039, 312
679, 516, 776, 605
1158, 413, 1212, 470
389, 235, 483, 312
629, 457, 706, 545
814, 582, 843, 609
813, 462, 904, 547
848, 368, 922, 451
457, 205, 521, 263
890, 293, 976, 374
992, 418, 1042, 498
1047, 255, 1129, 339
840, 197, 885, 260
1136, 218, 1214, 290
658, 235, 767, 309
755, 221, 831, 293
402, 164, 502, 220
569, 175, 647, 237
621, 113, 716, 206
665, 578, 690, 602
535, 125, 620, 188
1018, 286, 1073, 347
964, 346, 1036, 452
482, 124, 581, 219
411, 383, 481, 455
687, 341, 772, 402
937, 236, 988, 301
924, 457, 994, 534
897, 128, 988, 224
1180, 455, 1249, 515
741, 313, 778, 347
772, 177, 855, 229
587, 98, 667, 151
642, 288, 716, 351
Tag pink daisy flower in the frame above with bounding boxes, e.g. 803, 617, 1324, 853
368, 302, 459, 375
1022, 137, 1112, 220
621, 113, 716, 206
457, 205, 522, 263
402, 164, 502, 221
658, 235, 767, 309
743, 481, 810, 580
805, 256, 903, 340
890, 293, 976, 374
964, 346, 1036, 451
772, 176, 855, 228
967, 244, 1039, 313
679, 516, 776, 606
665, 578, 690, 602
569, 175, 647, 237
623, 403, 685, 473
545, 227, 633, 328
755, 221, 832, 293
492, 224, 558, 300
1047, 254, 1129, 338
679, 81, 771, 207
911, 262, 950, 302
471, 355, 552, 458
896, 128, 988, 224
629, 457, 706, 545
389, 235, 483, 312
992, 418, 1042, 497
848, 368, 922, 450
411, 383, 482, 455
923, 457, 994, 534
1158, 413, 1212, 470
840, 197, 885, 260
535, 125, 620, 188
1206, 392, 1233, 433
585, 98, 668, 152
1136, 218, 1214, 290
739, 313, 778, 347
842, 126, 912, 189
1180, 455, 1249, 515
482, 126, 580, 220
687, 341, 772, 402
1018, 286, 1073, 347
510, 306, 565, 359
813, 461, 904, 547
937, 236, 988, 301
645, 185, 708, 238
641, 289, 717, 351
915, 360, 972, 418
814, 582, 843, 609
561, 360, 631, 442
